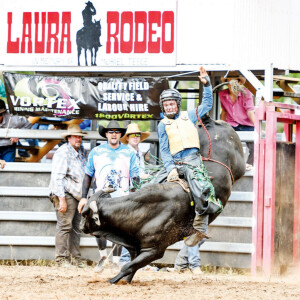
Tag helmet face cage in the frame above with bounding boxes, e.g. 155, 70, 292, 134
159, 89, 182, 115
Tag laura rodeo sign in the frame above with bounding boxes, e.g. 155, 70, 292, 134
0, 0, 176, 67
3, 72, 168, 120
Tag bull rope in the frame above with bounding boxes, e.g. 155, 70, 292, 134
195, 109, 235, 185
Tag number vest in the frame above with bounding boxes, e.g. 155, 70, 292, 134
162, 111, 200, 155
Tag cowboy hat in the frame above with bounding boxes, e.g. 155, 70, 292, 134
61, 124, 87, 139
221, 75, 246, 85
0, 100, 7, 114
120, 123, 150, 144
98, 120, 126, 138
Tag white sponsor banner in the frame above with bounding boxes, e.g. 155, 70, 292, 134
0, 0, 176, 67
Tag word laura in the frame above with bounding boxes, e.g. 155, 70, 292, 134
7, 12, 71, 53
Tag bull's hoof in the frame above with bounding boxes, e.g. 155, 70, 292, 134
108, 277, 119, 284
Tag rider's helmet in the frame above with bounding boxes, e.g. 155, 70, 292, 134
159, 89, 182, 118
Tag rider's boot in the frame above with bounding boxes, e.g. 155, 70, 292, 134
184, 214, 209, 247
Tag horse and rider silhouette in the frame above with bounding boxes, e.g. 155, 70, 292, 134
76, 1, 102, 66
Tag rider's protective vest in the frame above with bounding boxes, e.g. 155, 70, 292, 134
162, 111, 200, 155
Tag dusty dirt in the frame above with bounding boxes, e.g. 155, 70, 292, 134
0, 265, 300, 300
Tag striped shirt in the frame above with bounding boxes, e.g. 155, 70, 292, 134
49, 142, 87, 200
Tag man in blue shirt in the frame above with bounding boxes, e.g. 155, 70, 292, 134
78, 120, 139, 272
157, 66, 222, 247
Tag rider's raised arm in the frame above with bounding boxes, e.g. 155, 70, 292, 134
188, 66, 213, 123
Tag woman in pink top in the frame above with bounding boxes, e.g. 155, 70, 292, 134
219, 77, 255, 171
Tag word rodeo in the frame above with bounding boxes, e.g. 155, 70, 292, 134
7, 12, 71, 53
6, 10, 175, 55
106, 11, 175, 54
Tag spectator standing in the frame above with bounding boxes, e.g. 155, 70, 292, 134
49, 124, 88, 267
0, 99, 32, 162
120, 123, 150, 179
78, 120, 139, 272
119, 123, 150, 266
219, 77, 255, 171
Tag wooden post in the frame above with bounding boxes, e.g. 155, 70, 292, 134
252, 102, 300, 275
28, 117, 41, 124
26, 140, 61, 162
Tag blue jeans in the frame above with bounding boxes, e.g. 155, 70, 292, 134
174, 239, 205, 270
232, 125, 254, 165
0, 144, 16, 162
120, 246, 130, 263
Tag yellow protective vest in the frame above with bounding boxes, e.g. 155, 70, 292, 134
162, 111, 200, 155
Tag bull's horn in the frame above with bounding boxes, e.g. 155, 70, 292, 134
89, 200, 101, 226
103, 186, 115, 194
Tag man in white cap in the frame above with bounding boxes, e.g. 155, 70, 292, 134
49, 124, 88, 267
120, 123, 150, 180
78, 120, 139, 272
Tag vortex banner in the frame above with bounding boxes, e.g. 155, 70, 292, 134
3, 73, 168, 120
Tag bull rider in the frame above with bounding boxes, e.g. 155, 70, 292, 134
157, 66, 223, 247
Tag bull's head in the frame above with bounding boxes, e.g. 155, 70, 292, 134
80, 201, 101, 234
80, 189, 113, 234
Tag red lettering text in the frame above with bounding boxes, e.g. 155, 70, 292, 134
106, 11, 119, 53
7, 12, 20, 53
21, 12, 32, 53
120, 12, 133, 53
134, 11, 147, 53
162, 11, 174, 53
46, 12, 59, 53
7, 11, 72, 54
106, 10, 174, 54
35, 12, 46, 53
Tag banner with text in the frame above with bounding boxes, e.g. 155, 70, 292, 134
0, 0, 176, 67
3, 73, 168, 120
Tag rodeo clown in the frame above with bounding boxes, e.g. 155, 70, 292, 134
157, 66, 223, 247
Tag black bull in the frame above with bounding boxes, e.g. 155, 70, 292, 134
81, 115, 245, 283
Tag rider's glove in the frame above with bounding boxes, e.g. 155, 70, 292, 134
167, 168, 179, 182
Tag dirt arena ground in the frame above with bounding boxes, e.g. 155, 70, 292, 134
1, 265, 300, 300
